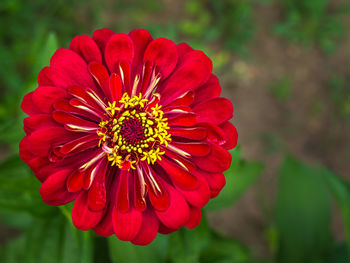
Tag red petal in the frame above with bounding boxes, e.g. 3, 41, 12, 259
50, 48, 95, 88
30, 159, 52, 182
110, 73, 123, 102
28, 127, 71, 157
59, 150, 98, 167
112, 206, 142, 241
40, 169, 77, 205
193, 143, 232, 173
88, 62, 110, 98
185, 207, 201, 229
134, 168, 147, 211
54, 99, 101, 122
92, 28, 114, 55
94, 204, 114, 237
146, 166, 170, 211
182, 50, 212, 76
159, 59, 210, 105
69, 98, 105, 120
105, 33, 134, 73
82, 151, 105, 190
158, 157, 198, 190
163, 148, 196, 173
193, 98, 233, 125
38, 66, 76, 89
20, 138, 51, 180
169, 127, 207, 141
129, 29, 153, 81
72, 191, 104, 231
164, 91, 194, 108
143, 38, 177, 79
19, 136, 33, 162
197, 122, 226, 145
193, 74, 221, 105
163, 106, 192, 117
23, 114, 56, 135
158, 223, 176, 234
176, 42, 193, 58
67, 170, 84, 192
21, 92, 42, 115
131, 209, 159, 245
60, 133, 98, 156
199, 169, 226, 198
176, 174, 210, 208
155, 180, 190, 229
34, 156, 68, 172
53, 110, 98, 131
68, 86, 106, 112
170, 142, 210, 157
115, 170, 130, 213
167, 113, 198, 127
119, 60, 131, 94
32, 86, 67, 113
219, 121, 238, 150
140, 61, 153, 94
70, 35, 102, 63
88, 159, 108, 211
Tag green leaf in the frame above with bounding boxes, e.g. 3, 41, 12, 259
205, 147, 264, 210
168, 219, 211, 263
1, 213, 93, 263
0, 155, 54, 216
61, 227, 93, 263
0, 210, 33, 229
276, 155, 332, 263
0, 234, 26, 263
108, 234, 168, 263
0, 114, 25, 149
167, 216, 251, 263
318, 166, 350, 262
35, 32, 58, 71
328, 242, 349, 263
200, 232, 251, 263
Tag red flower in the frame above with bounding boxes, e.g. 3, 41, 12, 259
19, 29, 238, 245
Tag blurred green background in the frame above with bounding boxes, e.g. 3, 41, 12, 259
1, 0, 350, 262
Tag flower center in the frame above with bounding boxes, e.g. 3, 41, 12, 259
97, 93, 171, 170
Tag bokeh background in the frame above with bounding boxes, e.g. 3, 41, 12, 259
1, 0, 350, 262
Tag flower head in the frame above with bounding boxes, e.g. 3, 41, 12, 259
20, 29, 238, 245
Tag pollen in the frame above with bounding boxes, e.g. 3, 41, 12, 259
97, 93, 171, 170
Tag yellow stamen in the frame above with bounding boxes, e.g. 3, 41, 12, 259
96, 93, 171, 170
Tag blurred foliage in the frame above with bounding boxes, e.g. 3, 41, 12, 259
261, 133, 286, 155
274, 156, 350, 263
275, 0, 349, 53
113, 0, 255, 56
179, 0, 255, 56
321, 166, 350, 262
269, 76, 293, 102
108, 234, 169, 263
329, 75, 350, 118
276, 156, 332, 263
0, 156, 54, 216
0, 213, 93, 263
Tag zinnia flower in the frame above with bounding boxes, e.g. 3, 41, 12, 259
19, 28, 238, 245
